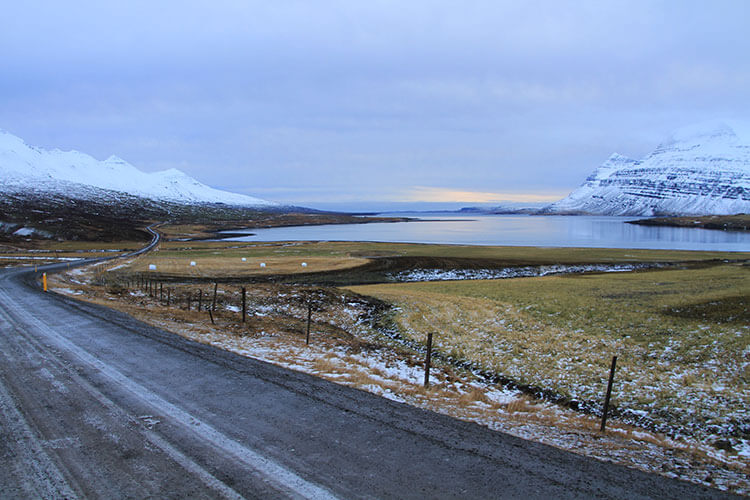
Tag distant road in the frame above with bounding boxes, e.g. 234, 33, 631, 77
0, 234, 738, 499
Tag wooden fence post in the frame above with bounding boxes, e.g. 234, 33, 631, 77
424, 332, 433, 388
212, 282, 218, 312
241, 287, 246, 323
198, 290, 203, 311
167, 288, 171, 306
306, 303, 312, 345
600, 355, 618, 432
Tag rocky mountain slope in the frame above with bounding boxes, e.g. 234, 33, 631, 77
544, 123, 750, 216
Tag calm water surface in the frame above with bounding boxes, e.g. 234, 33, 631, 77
225, 214, 750, 252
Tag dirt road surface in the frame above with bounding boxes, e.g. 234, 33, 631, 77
0, 263, 739, 499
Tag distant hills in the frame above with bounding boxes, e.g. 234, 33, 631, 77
0, 129, 275, 207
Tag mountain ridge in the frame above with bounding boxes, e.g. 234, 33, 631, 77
544, 122, 750, 216
0, 129, 275, 207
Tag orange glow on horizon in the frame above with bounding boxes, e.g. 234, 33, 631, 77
398, 186, 566, 203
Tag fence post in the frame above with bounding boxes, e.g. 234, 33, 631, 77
600, 355, 618, 432
198, 290, 203, 311
167, 288, 171, 306
241, 287, 246, 323
187, 293, 191, 311
306, 303, 312, 345
212, 282, 218, 312
424, 332, 433, 388
160, 283, 163, 302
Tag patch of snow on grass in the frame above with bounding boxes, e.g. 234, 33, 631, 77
391, 263, 660, 282
52, 287, 83, 295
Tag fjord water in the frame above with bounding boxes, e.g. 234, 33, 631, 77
226, 214, 750, 251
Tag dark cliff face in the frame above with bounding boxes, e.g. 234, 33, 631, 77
546, 124, 750, 216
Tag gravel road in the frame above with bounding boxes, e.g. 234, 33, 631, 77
0, 260, 740, 498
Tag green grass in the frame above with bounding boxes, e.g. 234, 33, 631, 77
350, 262, 750, 444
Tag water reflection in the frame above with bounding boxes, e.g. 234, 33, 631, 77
224, 214, 750, 252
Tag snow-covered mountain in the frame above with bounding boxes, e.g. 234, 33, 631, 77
545, 122, 750, 216
0, 129, 275, 207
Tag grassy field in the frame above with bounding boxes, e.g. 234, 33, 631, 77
128, 240, 746, 280
100, 239, 750, 447
47, 239, 750, 491
350, 262, 750, 445
132, 241, 370, 277
153, 239, 746, 262
0, 241, 139, 267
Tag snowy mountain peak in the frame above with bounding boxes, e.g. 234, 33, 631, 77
0, 129, 30, 152
104, 155, 129, 165
0, 130, 275, 207
545, 122, 750, 216
155, 167, 190, 178
607, 152, 634, 162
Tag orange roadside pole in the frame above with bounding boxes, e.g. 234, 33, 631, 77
43, 272, 47, 292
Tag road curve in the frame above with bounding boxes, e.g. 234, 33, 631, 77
0, 244, 739, 498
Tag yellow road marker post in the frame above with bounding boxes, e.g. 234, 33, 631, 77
43, 272, 47, 292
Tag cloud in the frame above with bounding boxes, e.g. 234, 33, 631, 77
2, 1, 749, 209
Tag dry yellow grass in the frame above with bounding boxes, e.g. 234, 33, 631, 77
127, 254, 368, 277
349, 263, 750, 445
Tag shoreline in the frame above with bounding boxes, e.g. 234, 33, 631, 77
160, 213, 417, 241
627, 214, 750, 232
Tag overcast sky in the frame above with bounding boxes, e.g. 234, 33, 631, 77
2, 1, 749, 210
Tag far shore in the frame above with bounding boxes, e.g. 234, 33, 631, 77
627, 214, 750, 232
157, 213, 417, 241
